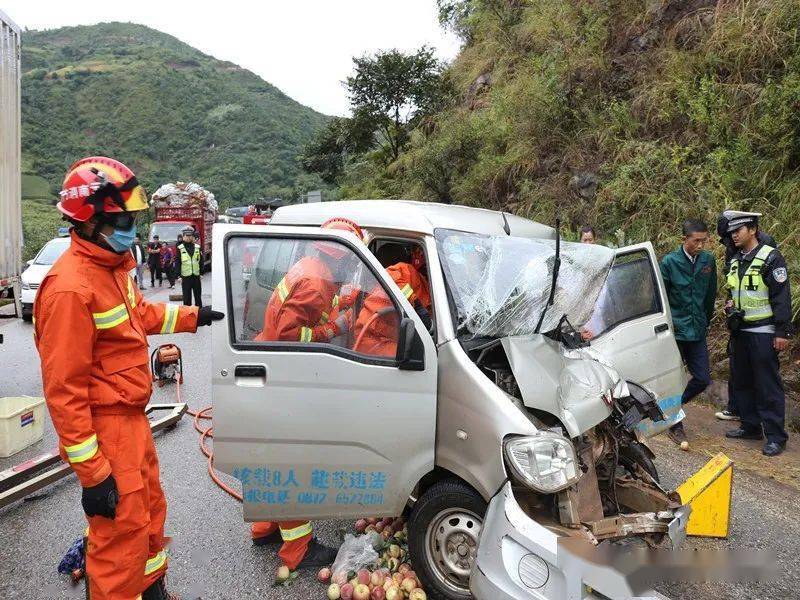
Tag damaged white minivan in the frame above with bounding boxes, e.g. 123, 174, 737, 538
212, 200, 690, 600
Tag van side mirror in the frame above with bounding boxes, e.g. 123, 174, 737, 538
397, 317, 425, 371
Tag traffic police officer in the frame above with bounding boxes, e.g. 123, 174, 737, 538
724, 211, 792, 456
177, 227, 202, 307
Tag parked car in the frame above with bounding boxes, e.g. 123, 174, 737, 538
20, 236, 71, 321
212, 200, 690, 600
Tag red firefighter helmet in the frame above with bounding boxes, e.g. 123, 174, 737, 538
314, 217, 365, 260
58, 156, 148, 222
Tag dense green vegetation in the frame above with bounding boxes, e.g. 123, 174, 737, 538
316, 0, 799, 326
21, 22, 329, 207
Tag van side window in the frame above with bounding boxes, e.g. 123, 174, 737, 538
584, 250, 661, 336
228, 235, 403, 360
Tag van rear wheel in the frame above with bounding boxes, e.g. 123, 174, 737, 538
408, 479, 487, 600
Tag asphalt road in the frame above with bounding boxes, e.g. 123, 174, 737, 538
0, 274, 798, 599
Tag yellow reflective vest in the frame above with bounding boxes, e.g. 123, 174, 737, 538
726, 245, 775, 322
177, 243, 201, 277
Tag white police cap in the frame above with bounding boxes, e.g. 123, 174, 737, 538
724, 210, 761, 233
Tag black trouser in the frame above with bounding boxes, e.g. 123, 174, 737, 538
677, 339, 712, 404
726, 337, 739, 415
731, 331, 788, 444
165, 264, 176, 286
181, 274, 202, 307
149, 260, 162, 286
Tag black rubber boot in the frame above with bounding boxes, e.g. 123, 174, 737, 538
142, 577, 180, 600
252, 529, 282, 547
296, 538, 339, 570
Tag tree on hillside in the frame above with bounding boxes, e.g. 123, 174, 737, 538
300, 112, 375, 184
346, 46, 445, 163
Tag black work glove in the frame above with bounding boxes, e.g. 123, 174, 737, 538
81, 475, 119, 519
197, 306, 225, 327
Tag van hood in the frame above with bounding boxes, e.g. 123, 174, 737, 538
501, 335, 617, 438
21, 264, 52, 285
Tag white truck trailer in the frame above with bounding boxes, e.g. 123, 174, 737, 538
0, 10, 22, 322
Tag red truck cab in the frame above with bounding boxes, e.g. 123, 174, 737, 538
151, 205, 215, 270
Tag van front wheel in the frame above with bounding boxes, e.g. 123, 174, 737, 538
408, 479, 487, 600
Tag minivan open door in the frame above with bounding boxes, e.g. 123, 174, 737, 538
211, 224, 437, 521
585, 242, 687, 436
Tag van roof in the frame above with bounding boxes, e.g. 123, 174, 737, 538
270, 200, 556, 239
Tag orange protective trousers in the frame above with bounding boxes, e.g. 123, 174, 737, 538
250, 521, 312, 570
86, 408, 167, 599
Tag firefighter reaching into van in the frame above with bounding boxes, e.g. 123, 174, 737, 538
33, 156, 224, 600
250, 217, 367, 569
353, 246, 432, 356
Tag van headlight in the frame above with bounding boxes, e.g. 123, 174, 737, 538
504, 433, 580, 493
21, 280, 31, 290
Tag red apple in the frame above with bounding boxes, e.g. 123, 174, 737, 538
375, 522, 385, 533
385, 587, 401, 600
318, 567, 332, 584
355, 519, 368, 534
401, 578, 417, 594
275, 565, 290, 583
353, 583, 371, 600
340, 583, 354, 600
392, 572, 404, 585
366, 518, 378, 525
381, 517, 394, 527
398, 564, 411, 575
357, 569, 371, 586
371, 586, 386, 600
370, 571, 385, 588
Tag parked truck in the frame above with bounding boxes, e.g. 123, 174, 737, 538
150, 182, 217, 270
0, 10, 22, 321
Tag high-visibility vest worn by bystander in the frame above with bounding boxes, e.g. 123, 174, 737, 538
177, 243, 201, 277
726, 245, 775, 323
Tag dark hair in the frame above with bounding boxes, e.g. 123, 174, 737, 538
153, 235, 159, 239
579, 226, 596, 237
682, 219, 708, 237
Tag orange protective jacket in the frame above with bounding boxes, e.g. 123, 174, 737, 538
255, 256, 343, 343
353, 262, 431, 356
33, 232, 198, 488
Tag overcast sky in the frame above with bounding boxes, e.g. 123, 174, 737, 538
5, 1, 461, 116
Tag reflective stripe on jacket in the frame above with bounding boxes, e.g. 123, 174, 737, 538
726, 245, 775, 322
33, 231, 199, 487
177, 243, 201, 277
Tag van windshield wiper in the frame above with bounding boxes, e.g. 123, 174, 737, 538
534, 218, 561, 334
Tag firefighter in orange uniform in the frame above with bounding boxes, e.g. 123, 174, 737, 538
250, 217, 365, 569
33, 157, 224, 600
353, 251, 432, 357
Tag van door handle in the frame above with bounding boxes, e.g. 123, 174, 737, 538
234, 365, 267, 387
654, 323, 669, 334
235, 365, 266, 378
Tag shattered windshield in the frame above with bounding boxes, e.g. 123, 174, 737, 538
435, 229, 614, 337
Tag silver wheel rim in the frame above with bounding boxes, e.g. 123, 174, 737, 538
425, 508, 482, 595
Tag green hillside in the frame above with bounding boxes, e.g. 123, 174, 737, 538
337, 0, 800, 313
21, 22, 329, 206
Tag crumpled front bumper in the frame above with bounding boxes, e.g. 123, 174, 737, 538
470, 482, 690, 600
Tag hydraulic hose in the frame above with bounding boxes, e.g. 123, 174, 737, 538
175, 379, 243, 502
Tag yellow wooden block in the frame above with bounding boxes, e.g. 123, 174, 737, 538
676, 452, 733, 538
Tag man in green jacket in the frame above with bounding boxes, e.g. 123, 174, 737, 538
660, 219, 717, 449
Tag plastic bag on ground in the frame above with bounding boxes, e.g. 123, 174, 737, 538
330, 533, 380, 577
